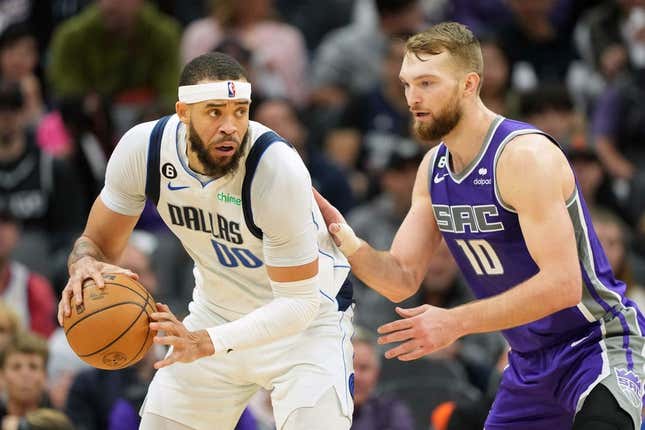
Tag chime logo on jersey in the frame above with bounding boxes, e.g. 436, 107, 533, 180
432, 204, 504, 233
227, 81, 236, 98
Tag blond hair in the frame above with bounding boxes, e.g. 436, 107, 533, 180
24, 408, 75, 430
406, 22, 483, 84
0, 330, 49, 369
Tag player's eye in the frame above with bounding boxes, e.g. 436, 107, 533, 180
209, 110, 221, 118
421, 81, 431, 88
235, 108, 247, 117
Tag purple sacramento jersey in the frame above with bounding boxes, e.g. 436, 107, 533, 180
428, 116, 645, 429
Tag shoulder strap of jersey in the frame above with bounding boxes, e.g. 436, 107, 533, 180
242, 130, 289, 239
145, 115, 172, 206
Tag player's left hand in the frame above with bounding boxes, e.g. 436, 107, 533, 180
149, 303, 215, 369
377, 304, 464, 361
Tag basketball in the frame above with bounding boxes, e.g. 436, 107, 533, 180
63, 273, 157, 370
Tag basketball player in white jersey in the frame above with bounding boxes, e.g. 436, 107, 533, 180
56, 52, 354, 430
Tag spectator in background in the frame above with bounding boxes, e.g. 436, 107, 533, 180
253, 97, 356, 214
349, 142, 423, 330
181, 0, 308, 106
0, 84, 84, 280
325, 36, 412, 186
0, 332, 51, 427
478, 36, 519, 118
445, 0, 513, 37
0, 212, 55, 338
274, 0, 354, 52
574, 0, 645, 83
4, 408, 74, 430
351, 326, 415, 430
591, 208, 645, 308
518, 84, 584, 151
498, 0, 578, 91
567, 147, 631, 225
310, 0, 424, 109
591, 64, 645, 177
47, 0, 180, 134
0, 2, 30, 36
0, 22, 43, 127
590, 64, 645, 222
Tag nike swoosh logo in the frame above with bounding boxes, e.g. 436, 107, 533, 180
571, 333, 592, 347
433, 173, 449, 184
167, 183, 189, 191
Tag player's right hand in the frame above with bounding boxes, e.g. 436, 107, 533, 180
57, 257, 138, 326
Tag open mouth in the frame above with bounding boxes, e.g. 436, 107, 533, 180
414, 112, 430, 118
213, 145, 236, 155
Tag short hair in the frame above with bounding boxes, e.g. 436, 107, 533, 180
519, 85, 574, 118
22, 408, 74, 430
0, 21, 35, 51
178, 52, 248, 87
375, 0, 418, 18
0, 331, 49, 369
406, 22, 483, 83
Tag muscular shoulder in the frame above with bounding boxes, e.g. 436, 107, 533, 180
497, 134, 569, 180
496, 133, 574, 208
253, 142, 309, 195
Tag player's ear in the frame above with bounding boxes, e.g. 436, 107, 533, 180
463, 72, 480, 97
176, 101, 190, 123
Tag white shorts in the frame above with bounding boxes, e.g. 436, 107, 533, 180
140, 299, 354, 430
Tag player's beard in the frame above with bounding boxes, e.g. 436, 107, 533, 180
188, 122, 247, 178
414, 92, 463, 141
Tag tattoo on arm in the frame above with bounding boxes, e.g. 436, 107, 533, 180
68, 236, 107, 270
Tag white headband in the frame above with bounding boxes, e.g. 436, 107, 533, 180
178, 81, 252, 104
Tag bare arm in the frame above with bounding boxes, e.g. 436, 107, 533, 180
378, 135, 583, 361
69, 198, 139, 266
450, 135, 582, 334
343, 148, 443, 302
58, 197, 140, 324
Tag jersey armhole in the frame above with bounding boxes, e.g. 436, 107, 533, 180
241, 131, 291, 239
144, 115, 172, 206
493, 129, 553, 214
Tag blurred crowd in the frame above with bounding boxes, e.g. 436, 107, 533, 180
0, 0, 644, 429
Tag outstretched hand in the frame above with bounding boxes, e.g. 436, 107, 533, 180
377, 304, 464, 361
150, 303, 214, 369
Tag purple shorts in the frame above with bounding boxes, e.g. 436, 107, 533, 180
485, 317, 644, 430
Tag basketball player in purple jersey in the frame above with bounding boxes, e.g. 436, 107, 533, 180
316, 22, 645, 429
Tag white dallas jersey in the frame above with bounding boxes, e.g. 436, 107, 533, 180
100, 115, 350, 322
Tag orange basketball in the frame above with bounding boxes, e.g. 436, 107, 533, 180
63, 273, 157, 370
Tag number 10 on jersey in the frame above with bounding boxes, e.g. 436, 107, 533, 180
455, 239, 504, 275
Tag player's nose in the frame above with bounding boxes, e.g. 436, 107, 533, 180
219, 115, 238, 135
406, 90, 421, 108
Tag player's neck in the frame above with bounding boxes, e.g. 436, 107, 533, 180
442, 102, 498, 175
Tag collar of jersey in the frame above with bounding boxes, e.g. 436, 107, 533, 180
175, 121, 216, 188
444, 115, 503, 184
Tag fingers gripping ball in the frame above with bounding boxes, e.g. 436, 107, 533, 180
63, 273, 157, 370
